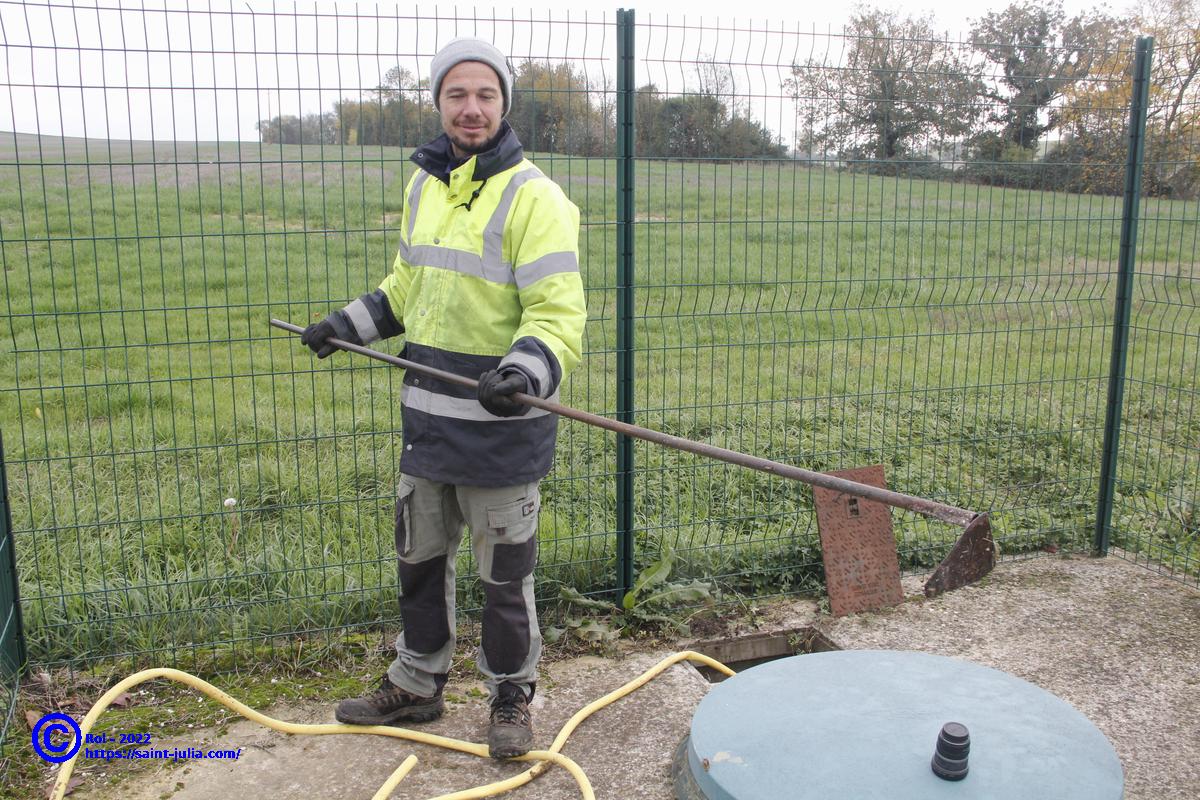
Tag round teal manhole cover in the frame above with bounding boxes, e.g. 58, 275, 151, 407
677, 650, 1123, 800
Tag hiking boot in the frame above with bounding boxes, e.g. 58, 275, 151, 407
488, 682, 534, 759
334, 674, 444, 726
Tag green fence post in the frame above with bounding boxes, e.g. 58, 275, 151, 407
0, 431, 29, 746
616, 8, 636, 599
1095, 36, 1154, 555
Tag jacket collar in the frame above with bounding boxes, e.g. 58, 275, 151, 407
410, 121, 524, 185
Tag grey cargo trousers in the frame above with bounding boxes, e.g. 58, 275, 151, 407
386, 473, 542, 700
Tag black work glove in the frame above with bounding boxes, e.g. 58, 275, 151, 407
300, 317, 340, 359
477, 369, 530, 417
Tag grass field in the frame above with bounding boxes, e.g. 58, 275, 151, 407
1, 133, 1197, 666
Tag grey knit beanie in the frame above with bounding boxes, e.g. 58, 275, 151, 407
430, 38, 513, 117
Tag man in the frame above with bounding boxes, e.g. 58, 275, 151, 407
300, 37, 586, 759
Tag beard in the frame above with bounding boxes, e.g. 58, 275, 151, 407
448, 125, 504, 157
449, 134, 491, 156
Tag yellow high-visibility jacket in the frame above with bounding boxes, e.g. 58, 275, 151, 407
338, 122, 586, 485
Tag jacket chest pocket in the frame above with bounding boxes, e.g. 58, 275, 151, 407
429, 202, 489, 244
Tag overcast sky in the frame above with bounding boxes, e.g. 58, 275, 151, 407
0, 0, 1134, 143
614, 0, 1107, 36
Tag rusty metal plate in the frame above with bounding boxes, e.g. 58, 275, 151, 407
813, 465, 903, 616
924, 513, 997, 597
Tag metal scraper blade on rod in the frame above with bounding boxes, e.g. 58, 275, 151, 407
270, 318, 995, 594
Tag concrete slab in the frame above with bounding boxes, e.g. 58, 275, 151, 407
62, 554, 1200, 800
70, 650, 710, 800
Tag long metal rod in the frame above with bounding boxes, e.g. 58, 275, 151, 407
270, 319, 980, 527
1095, 36, 1154, 555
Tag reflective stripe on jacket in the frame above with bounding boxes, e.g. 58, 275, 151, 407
343, 124, 586, 486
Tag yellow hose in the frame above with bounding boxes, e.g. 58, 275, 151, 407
48, 650, 735, 800
372, 754, 419, 800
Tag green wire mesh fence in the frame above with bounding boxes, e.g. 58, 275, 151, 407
1108, 36, 1200, 578
0, 4, 1196, 746
0, 3, 625, 674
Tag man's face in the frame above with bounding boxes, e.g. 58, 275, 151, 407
439, 61, 503, 159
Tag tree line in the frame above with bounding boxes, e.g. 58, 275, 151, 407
788, 0, 1199, 198
257, 58, 784, 160
256, 0, 1200, 197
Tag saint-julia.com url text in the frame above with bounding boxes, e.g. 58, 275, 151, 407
83, 746, 243, 761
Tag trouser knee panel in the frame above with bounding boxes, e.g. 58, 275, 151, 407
481, 579, 533, 676
398, 555, 451, 653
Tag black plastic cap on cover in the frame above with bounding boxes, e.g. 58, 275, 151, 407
931, 722, 971, 781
